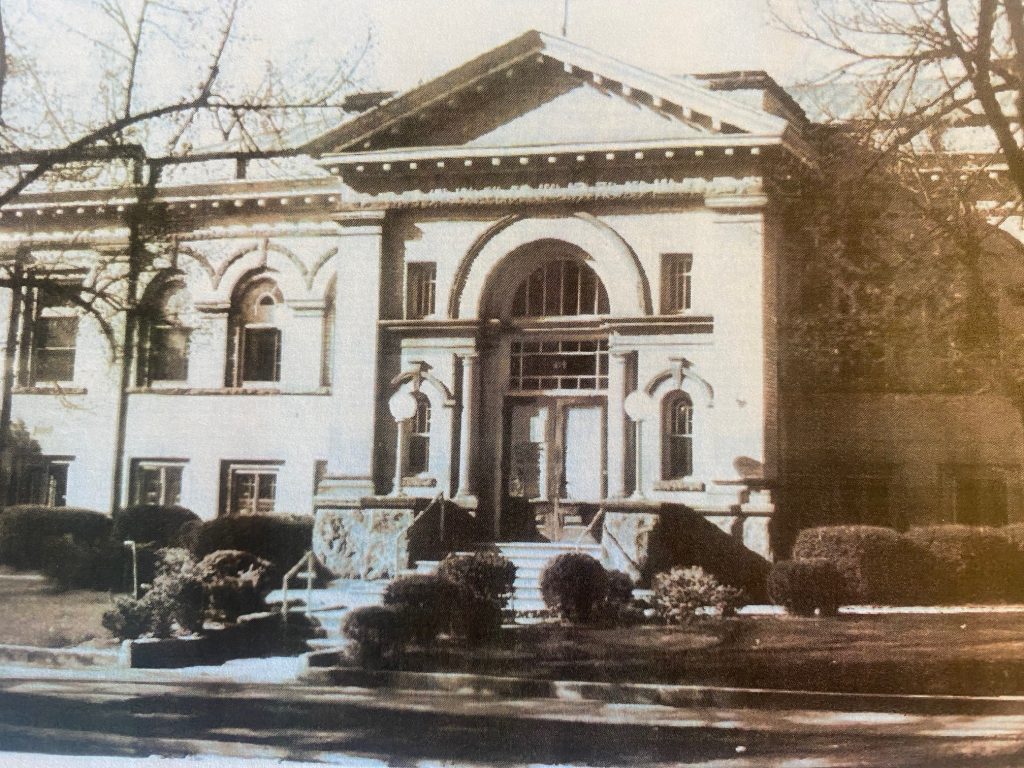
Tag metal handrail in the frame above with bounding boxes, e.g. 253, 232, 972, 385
280, 550, 315, 624
601, 518, 643, 574
395, 492, 445, 576
572, 508, 604, 548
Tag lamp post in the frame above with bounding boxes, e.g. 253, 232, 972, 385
623, 390, 654, 499
123, 540, 138, 598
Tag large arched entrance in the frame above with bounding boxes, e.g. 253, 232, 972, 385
484, 239, 613, 539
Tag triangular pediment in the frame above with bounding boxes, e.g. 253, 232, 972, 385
306, 31, 794, 158
464, 80, 708, 148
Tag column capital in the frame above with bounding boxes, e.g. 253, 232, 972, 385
456, 350, 480, 362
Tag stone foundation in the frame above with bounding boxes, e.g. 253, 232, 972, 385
314, 507, 414, 579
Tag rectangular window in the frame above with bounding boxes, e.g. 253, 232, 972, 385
241, 328, 281, 383
146, 326, 190, 383
222, 462, 280, 516
661, 253, 692, 314
131, 460, 185, 506
9, 456, 71, 507
405, 263, 436, 319
509, 339, 609, 391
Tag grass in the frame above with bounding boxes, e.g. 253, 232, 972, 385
386, 613, 1024, 697
0, 571, 117, 648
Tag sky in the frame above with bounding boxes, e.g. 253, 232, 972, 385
240, 0, 829, 92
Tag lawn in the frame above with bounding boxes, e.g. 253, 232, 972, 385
0, 571, 117, 648
387, 613, 1024, 697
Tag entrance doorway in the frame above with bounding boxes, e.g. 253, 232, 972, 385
505, 396, 605, 538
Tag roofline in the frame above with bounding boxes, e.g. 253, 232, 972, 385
303, 29, 789, 156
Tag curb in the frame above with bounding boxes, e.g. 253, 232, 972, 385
0, 643, 119, 669
298, 665, 1024, 716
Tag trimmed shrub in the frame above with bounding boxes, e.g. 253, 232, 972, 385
540, 552, 608, 623
767, 558, 844, 617
382, 574, 460, 645
188, 515, 313, 579
102, 596, 153, 640
0, 506, 111, 570
196, 549, 272, 622
438, 551, 517, 644
651, 566, 745, 623
40, 536, 125, 592
100, 549, 204, 639
792, 525, 931, 605
904, 525, 1024, 603
342, 605, 407, 669
603, 569, 644, 625
112, 505, 201, 549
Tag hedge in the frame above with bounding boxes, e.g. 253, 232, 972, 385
0, 506, 112, 570
112, 504, 201, 549
187, 514, 313, 579
904, 525, 1024, 603
767, 558, 844, 617
792, 525, 932, 605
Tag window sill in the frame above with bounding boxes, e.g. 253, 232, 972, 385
128, 386, 331, 396
14, 385, 87, 395
401, 476, 437, 488
653, 479, 706, 492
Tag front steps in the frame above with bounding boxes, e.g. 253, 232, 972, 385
266, 539, 605, 639
413, 540, 603, 614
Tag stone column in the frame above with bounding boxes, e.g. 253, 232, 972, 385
455, 351, 479, 502
321, 211, 385, 501
607, 350, 629, 498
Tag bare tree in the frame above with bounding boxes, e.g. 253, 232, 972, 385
0, 0, 372, 507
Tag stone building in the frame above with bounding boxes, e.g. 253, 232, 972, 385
0, 31, 1020, 578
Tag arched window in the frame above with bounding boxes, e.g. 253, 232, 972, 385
510, 259, 609, 317
139, 281, 191, 385
406, 393, 431, 476
229, 277, 283, 385
662, 392, 693, 480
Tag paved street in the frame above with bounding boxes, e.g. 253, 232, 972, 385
0, 670, 1023, 766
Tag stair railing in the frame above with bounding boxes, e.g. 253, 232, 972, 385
396, 492, 445, 576
280, 550, 315, 624
572, 508, 605, 548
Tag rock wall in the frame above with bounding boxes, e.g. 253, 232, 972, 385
314, 507, 414, 579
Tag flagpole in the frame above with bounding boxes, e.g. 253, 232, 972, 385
561, 0, 569, 37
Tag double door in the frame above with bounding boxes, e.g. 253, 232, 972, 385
505, 396, 605, 535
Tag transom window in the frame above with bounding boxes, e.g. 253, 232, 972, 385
661, 253, 692, 313
511, 259, 609, 318
663, 392, 694, 480
510, 340, 609, 391
405, 262, 436, 319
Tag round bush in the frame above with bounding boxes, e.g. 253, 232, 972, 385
382, 574, 460, 645
438, 551, 516, 643
196, 549, 273, 622
342, 605, 406, 669
767, 558, 844, 616
539, 552, 608, 623
651, 566, 745, 623
112, 505, 200, 548
792, 525, 932, 605
904, 525, 1024, 603
102, 596, 152, 640
0, 506, 111, 570
188, 515, 313, 579
438, 551, 516, 608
